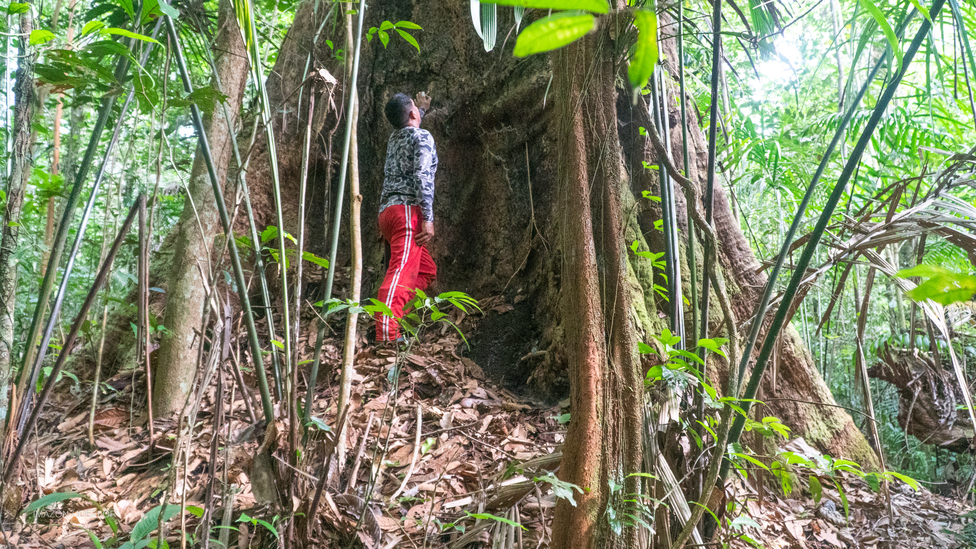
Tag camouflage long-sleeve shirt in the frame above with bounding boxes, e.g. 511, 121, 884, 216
379, 126, 437, 222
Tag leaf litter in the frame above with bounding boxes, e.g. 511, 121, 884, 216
7, 309, 974, 548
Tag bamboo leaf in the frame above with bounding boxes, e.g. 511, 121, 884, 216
809, 475, 822, 504
482, 0, 608, 14
859, 0, 902, 73
628, 9, 658, 88
513, 11, 595, 57
102, 27, 161, 44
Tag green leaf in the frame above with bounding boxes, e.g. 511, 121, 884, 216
898, 265, 976, 306
481, 0, 608, 14
102, 27, 161, 44
271, 339, 284, 350
395, 21, 422, 30
29, 29, 55, 45
379, 30, 389, 48
513, 12, 596, 57
809, 475, 822, 504
157, 0, 179, 17
185, 506, 205, 518
832, 479, 850, 521
23, 492, 86, 515
83, 20, 107, 36
865, 473, 880, 493
908, 0, 933, 23
301, 251, 329, 268
886, 471, 919, 491
731, 452, 770, 472
628, 9, 658, 88
534, 471, 583, 506
7, 2, 29, 14
131, 505, 182, 541
305, 416, 331, 431
396, 29, 420, 51
464, 511, 528, 530
858, 0, 901, 73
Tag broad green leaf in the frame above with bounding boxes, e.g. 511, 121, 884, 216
898, 265, 976, 305
306, 415, 332, 431
102, 27, 161, 44
130, 504, 182, 541
82, 20, 106, 36
482, 0, 608, 14
809, 475, 822, 503
23, 492, 86, 515
7, 2, 29, 14
886, 471, 919, 491
156, 0, 179, 18
29, 29, 54, 45
858, 0, 901, 73
185, 506, 205, 518
513, 12, 596, 57
396, 29, 420, 51
628, 9, 658, 88
301, 251, 329, 268
865, 472, 880, 492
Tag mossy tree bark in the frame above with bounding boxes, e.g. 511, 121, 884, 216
151, 0, 248, 415
549, 30, 644, 548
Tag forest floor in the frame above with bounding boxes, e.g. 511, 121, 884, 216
4, 305, 975, 548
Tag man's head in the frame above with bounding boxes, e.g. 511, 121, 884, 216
385, 93, 417, 128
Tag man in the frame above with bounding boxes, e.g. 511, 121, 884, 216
375, 92, 437, 342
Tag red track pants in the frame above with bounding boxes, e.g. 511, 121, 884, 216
375, 205, 436, 341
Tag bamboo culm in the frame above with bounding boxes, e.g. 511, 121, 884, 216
306, 0, 367, 427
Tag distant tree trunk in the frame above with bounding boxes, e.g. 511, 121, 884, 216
152, 0, 248, 415
0, 6, 36, 423
549, 31, 643, 548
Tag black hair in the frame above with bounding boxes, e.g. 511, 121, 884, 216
385, 93, 413, 128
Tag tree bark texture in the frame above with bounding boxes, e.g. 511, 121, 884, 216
0, 8, 36, 422
152, 0, 248, 415
549, 30, 643, 548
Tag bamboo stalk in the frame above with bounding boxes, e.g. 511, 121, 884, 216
163, 15, 275, 422
191, 10, 285, 399
696, 0, 723, 359
305, 0, 367, 427
734, 9, 917, 397
138, 195, 155, 454
88, 172, 121, 447
722, 0, 947, 481
237, 0, 294, 404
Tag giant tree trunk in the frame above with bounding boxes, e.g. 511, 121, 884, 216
0, 7, 36, 421
549, 30, 643, 548
152, 0, 248, 415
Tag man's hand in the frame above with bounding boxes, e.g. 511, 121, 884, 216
416, 221, 434, 247
415, 92, 431, 111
